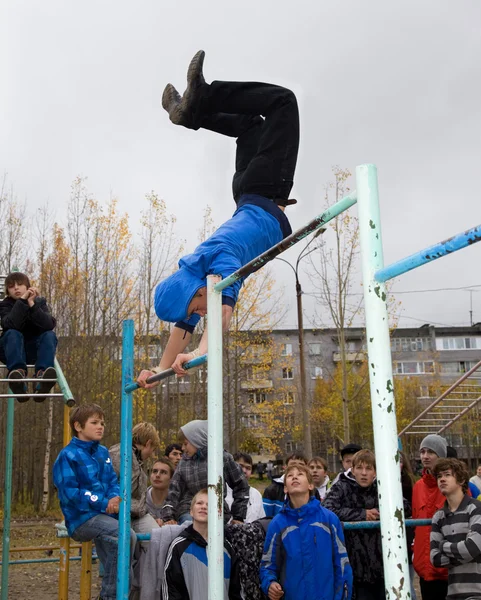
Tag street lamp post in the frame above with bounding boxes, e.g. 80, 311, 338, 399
277, 229, 325, 458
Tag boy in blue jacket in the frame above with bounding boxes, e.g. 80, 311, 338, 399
138, 50, 299, 386
260, 463, 352, 600
53, 404, 133, 600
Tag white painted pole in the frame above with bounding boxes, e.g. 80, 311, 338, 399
206, 274, 224, 600
356, 164, 411, 600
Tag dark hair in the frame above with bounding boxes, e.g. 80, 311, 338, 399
285, 452, 308, 465
70, 404, 105, 437
152, 457, 174, 478
399, 450, 416, 485
308, 456, 328, 471
352, 449, 376, 470
165, 443, 182, 456
433, 458, 470, 494
233, 451, 253, 466
446, 446, 458, 458
5, 272, 31, 296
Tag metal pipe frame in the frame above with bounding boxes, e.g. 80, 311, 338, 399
357, 163, 410, 599
375, 224, 481, 283
124, 354, 207, 393
399, 359, 481, 436
438, 394, 481, 434
118, 319, 134, 600
206, 275, 224, 600
214, 192, 357, 293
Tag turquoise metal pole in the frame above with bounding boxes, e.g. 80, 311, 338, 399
0, 396, 14, 600
206, 275, 224, 600
357, 164, 410, 600
117, 319, 134, 600
215, 191, 357, 293
54, 358, 76, 406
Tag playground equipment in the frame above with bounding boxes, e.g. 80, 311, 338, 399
0, 357, 94, 600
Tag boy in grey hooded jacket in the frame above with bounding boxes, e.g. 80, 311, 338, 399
160, 420, 249, 524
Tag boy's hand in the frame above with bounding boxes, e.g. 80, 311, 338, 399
365, 508, 380, 521
106, 496, 120, 514
171, 353, 194, 376
161, 520, 177, 526
21, 289, 33, 300
27, 288, 38, 307
268, 582, 284, 599
137, 370, 160, 389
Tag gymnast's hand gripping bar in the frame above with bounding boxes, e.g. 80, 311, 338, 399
124, 354, 207, 393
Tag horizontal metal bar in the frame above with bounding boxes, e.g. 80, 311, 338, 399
9, 544, 82, 553
405, 431, 441, 435
124, 354, 207, 393
0, 379, 56, 383
215, 191, 357, 293
376, 223, 481, 283
0, 365, 37, 369
0, 393, 64, 398
1, 556, 83, 566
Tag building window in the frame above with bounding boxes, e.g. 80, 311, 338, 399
284, 391, 295, 404
395, 361, 435, 375
309, 343, 322, 356
391, 337, 433, 352
248, 391, 266, 404
281, 343, 293, 356
242, 414, 261, 428
439, 361, 477, 374
311, 366, 323, 379
282, 367, 293, 380
438, 337, 481, 351
285, 440, 300, 453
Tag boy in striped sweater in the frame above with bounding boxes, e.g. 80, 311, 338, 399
430, 458, 481, 600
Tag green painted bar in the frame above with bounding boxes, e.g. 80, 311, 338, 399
54, 358, 76, 406
1, 396, 14, 600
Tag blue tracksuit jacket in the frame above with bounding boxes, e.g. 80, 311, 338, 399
260, 496, 353, 600
53, 437, 120, 535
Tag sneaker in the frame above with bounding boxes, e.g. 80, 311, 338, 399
34, 366, 57, 402
8, 369, 28, 402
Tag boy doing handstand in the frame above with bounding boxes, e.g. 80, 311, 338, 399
138, 50, 299, 387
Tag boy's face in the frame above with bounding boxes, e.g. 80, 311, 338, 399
150, 462, 171, 490
75, 414, 105, 442
342, 453, 355, 471
284, 467, 314, 496
436, 468, 461, 496
477, 465, 481, 477
167, 448, 183, 467
187, 287, 208, 318
182, 438, 198, 457
236, 459, 252, 478
7, 282, 27, 299
420, 448, 438, 471
191, 493, 208, 523
352, 462, 376, 488
309, 461, 327, 486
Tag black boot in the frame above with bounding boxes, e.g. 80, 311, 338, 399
34, 366, 57, 402
8, 369, 28, 402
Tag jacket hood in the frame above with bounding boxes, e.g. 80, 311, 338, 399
281, 495, 320, 517
183, 524, 207, 547
154, 269, 205, 323
181, 419, 208, 450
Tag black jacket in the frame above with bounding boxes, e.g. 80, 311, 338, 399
0, 296, 56, 337
163, 524, 242, 600
323, 471, 412, 584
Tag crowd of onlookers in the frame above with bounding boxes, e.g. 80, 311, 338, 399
51, 403, 481, 600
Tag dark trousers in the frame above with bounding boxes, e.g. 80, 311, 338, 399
419, 577, 448, 600
354, 580, 385, 600
189, 81, 300, 203
0, 329, 58, 373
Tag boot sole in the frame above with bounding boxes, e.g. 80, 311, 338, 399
8, 371, 29, 402
34, 366, 57, 401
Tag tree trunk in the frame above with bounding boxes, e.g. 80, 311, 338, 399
41, 399, 54, 513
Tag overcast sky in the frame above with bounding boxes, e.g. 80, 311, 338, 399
2, 1, 481, 330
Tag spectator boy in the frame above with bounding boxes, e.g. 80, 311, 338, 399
309, 456, 331, 500
163, 489, 242, 600
53, 404, 134, 600
260, 463, 352, 600
165, 443, 183, 469
329, 443, 362, 489
470, 463, 481, 491
323, 449, 410, 599
0, 272, 57, 402
412, 434, 449, 600
226, 452, 265, 522
109, 422, 161, 535
263, 452, 315, 517
161, 419, 249, 525
146, 457, 174, 525
431, 458, 481, 600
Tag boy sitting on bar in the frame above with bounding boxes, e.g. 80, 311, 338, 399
137, 49, 300, 387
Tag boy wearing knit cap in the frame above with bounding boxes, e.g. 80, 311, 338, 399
160, 419, 249, 525
412, 434, 449, 600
